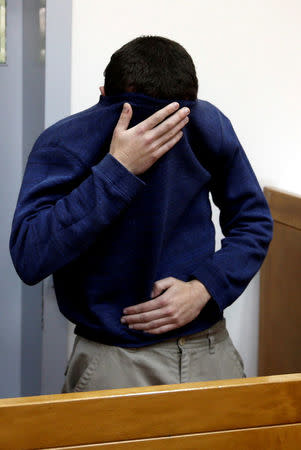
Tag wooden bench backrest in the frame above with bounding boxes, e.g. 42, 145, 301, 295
259, 187, 301, 375
1, 373, 301, 449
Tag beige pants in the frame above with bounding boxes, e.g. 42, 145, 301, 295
61, 318, 246, 393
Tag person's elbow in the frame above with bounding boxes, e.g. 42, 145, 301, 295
259, 211, 274, 255
265, 209, 274, 244
10, 248, 44, 286
9, 231, 45, 286
18, 270, 42, 286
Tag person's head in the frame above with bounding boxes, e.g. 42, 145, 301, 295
101, 35, 198, 101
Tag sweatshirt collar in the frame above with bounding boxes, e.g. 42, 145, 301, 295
98, 91, 197, 108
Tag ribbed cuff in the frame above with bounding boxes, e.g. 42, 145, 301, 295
189, 259, 230, 313
94, 153, 146, 202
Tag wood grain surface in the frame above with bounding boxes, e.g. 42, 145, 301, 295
1, 373, 301, 449
259, 187, 301, 375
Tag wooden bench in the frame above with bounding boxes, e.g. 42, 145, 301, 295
1, 373, 301, 449
259, 187, 301, 375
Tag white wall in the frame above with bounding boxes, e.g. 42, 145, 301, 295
67, 0, 301, 376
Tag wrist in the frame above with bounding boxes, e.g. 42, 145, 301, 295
188, 279, 211, 303
109, 152, 135, 175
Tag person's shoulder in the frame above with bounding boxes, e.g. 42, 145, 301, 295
35, 103, 100, 149
191, 98, 230, 123
188, 98, 240, 169
188, 99, 226, 151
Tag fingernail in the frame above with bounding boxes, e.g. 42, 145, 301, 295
173, 102, 179, 109
123, 103, 129, 112
120, 317, 126, 323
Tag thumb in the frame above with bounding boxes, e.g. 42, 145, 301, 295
115, 103, 133, 131
150, 277, 175, 298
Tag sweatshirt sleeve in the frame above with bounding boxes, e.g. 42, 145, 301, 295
9, 143, 146, 286
189, 114, 273, 312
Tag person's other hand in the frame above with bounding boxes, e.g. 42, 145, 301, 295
109, 102, 190, 175
120, 277, 211, 334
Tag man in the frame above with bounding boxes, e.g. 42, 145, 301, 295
9, 36, 273, 392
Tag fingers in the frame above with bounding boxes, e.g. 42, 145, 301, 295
129, 316, 172, 331
122, 309, 178, 334
123, 308, 170, 327
116, 102, 189, 139
137, 102, 181, 131
114, 103, 133, 131
154, 115, 189, 149
149, 106, 190, 141
123, 279, 175, 315
153, 131, 184, 159
123, 296, 164, 315
151, 277, 177, 294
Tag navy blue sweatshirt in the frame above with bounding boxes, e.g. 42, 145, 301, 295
9, 92, 273, 347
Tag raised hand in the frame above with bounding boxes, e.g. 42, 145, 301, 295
109, 102, 190, 175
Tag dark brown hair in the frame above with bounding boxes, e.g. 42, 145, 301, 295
103, 35, 198, 100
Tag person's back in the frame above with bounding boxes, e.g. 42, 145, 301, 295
9, 36, 273, 391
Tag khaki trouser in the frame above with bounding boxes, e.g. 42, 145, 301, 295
61, 318, 246, 393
